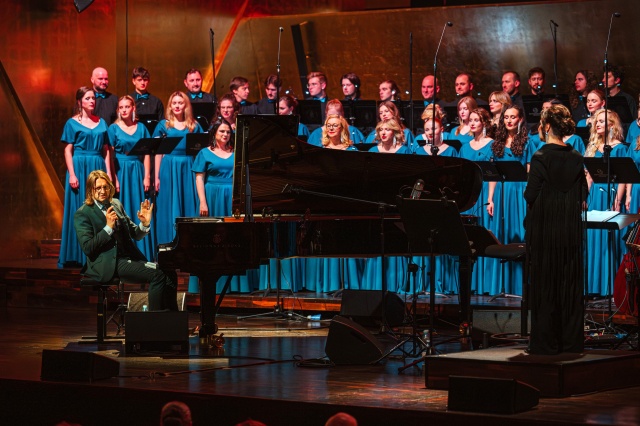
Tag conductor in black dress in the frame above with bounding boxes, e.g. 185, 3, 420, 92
524, 104, 588, 355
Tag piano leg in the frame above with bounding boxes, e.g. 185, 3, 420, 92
458, 255, 474, 348
198, 274, 227, 338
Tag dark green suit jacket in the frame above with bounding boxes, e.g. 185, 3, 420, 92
74, 198, 148, 282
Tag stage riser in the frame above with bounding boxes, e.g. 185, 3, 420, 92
426, 347, 640, 397
2, 378, 494, 426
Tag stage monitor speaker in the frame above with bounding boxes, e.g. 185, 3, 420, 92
128, 292, 186, 312
41, 349, 119, 382
125, 311, 189, 355
325, 315, 387, 365
340, 290, 405, 327
74, 0, 94, 13
471, 309, 530, 347
448, 375, 540, 414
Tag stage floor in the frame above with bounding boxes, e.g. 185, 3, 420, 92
1, 306, 640, 426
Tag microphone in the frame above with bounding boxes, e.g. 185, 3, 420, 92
447, 22, 453, 27
410, 179, 425, 200
210, 28, 214, 36
279, 26, 284, 32
550, 19, 559, 27
613, 12, 621, 18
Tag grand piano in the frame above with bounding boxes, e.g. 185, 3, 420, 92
158, 114, 483, 337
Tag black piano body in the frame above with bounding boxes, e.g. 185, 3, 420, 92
158, 114, 484, 337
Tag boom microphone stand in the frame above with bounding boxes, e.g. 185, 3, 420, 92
431, 21, 453, 157
550, 20, 559, 95
602, 12, 621, 319
275, 26, 283, 114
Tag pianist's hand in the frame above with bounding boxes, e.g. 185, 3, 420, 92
199, 202, 209, 217
137, 199, 153, 227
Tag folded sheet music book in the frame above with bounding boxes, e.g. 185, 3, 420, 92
585, 210, 619, 222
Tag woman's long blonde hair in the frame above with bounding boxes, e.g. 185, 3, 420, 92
585, 109, 624, 157
321, 114, 352, 148
164, 91, 197, 132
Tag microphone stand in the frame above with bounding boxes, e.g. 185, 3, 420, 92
209, 28, 217, 100
275, 27, 284, 115
431, 22, 452, 157
602, 12, 621, 320
409, 32, 414, 137
550, 20, 559, 95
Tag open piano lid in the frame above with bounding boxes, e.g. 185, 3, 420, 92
232, 114, 483, 215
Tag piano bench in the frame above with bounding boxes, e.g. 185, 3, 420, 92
484, 243, 526, 262
79, 277, 127, 344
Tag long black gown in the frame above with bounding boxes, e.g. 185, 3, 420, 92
524, 143, 588, 355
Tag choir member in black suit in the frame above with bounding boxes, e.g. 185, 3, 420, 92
379, 80, 400, 102
305, 71, 328, 102
450, 73, 487, 106
341, 72, 361, 101
527, 67, 545, 96
501, 70, 524, 111
183, 68, 215, 103
253, 74, 280, 114
603, 65, 637, 124
230, 76, 254, 113
130, 67, 164, 121
91, 67, 118, 125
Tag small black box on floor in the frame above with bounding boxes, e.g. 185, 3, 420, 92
41, 349, 119, 382
340, 289, 405, 327
325, 315, 388, 364
471, 309, 530, 347
124, 311, 189, 355
448, 375, 540, 414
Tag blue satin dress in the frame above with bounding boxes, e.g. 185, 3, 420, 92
458, 140, 496, 295
585, 143, 628, 295
153, 120, 204, 293
488, 142, 530, 296
58, 118, 108, 268
107, 123, 154, 261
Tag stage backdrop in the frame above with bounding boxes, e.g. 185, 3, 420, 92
0, 0, 637, 259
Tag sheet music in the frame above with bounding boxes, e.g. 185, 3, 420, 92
585, 210, 619, 222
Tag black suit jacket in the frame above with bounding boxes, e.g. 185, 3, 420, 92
74, 198, 148, 282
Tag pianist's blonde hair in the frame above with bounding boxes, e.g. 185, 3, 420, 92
84, 170, 115, 206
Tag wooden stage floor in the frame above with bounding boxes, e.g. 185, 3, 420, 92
1, 306, 640, 426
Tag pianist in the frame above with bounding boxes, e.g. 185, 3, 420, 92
74, 170, 178, 311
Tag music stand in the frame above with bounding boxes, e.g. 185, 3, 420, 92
474, 161, 502, 184
584, 157, 640, 185
396, 198, 473, 365
353, 100, 377, 135
186, 133, 210, 156
127, 136, 181, 157
585, 157, 640, 318
137, 114, 160, 134
192, 102, 217, 130
297, 100, 324, 126
522, 94, 570, 125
